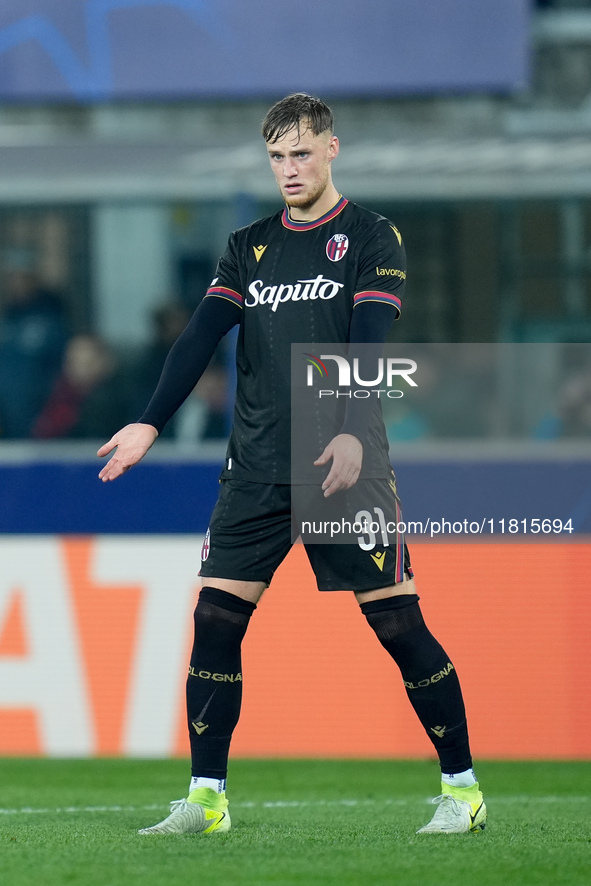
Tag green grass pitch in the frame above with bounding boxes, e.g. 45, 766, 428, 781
0, 759, 589, 886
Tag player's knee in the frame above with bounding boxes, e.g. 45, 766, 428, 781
359, 593, 423, 645
197, 586, 258, 618
192, 586, 257, 654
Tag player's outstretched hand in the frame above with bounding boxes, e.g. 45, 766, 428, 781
97, 423, 159, 482
314, 433, 363, 497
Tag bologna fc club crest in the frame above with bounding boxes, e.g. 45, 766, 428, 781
326, 234, 349, 261
201, 528, 211, 561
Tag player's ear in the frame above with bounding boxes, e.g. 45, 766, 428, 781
328, 136, 339, 161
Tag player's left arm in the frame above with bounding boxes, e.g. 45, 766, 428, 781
318, 221, 406, 497
341, 220, 406, 444
350, 219, 406, 317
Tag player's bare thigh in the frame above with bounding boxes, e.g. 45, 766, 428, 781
354, 572, 417, 605
203, 574, 417, 605
201, 577, 266, 605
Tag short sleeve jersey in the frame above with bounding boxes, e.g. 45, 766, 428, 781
206, 196, 406, 484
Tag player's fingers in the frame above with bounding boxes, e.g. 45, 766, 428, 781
98, 446, 134, 478
314, 445, 332, 466
321, 474, 337, 495
342, 465, 360, 489
99, 456, 132, 482
97, 436, 118, 458
322, 463, 347, 496
323, 461, 360, 497
98, 458, 121, 481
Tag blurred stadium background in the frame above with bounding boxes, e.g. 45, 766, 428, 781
0, 0, 589, 763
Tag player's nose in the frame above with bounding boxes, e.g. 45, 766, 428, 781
283, 157, 298, 177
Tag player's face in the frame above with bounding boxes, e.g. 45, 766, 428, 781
266, 124, 339, 215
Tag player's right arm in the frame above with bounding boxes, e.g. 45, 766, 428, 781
97, 254, 243, 481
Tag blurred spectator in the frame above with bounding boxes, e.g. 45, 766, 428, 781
535, 360, 591, 439
558, 368, 591, 436
0, 254, 68, 437
32, 334, 126, 439
426, 345, 497, 438
175, 358, 230, 443
126, 301, 191, 436
384, 349, 436, 442
126, 300, 230, 442
383, 346, 497, 442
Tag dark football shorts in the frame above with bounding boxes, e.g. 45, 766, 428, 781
199, 474, 413, 592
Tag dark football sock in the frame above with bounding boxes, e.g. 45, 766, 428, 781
360, 595, 472, 773
187, 586, 256, 779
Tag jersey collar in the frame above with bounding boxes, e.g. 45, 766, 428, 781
282, 195, 348, 231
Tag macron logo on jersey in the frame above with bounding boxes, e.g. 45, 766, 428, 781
246, 275, 344, 312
